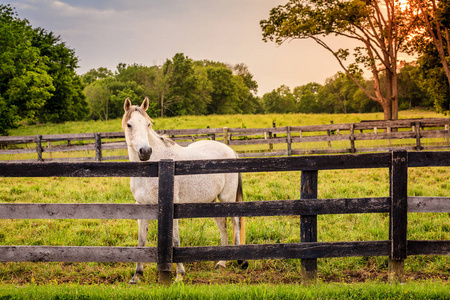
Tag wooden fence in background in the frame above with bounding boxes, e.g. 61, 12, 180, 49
0, 151, 449, 284
1, 118, 449, 162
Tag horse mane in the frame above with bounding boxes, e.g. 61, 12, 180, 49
122, 106, 152, 130
122, 106, 176, 147
155, 133, 177, 146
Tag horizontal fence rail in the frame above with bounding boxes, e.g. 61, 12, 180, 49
1, 118, 449, 162
0, 151, 449, 284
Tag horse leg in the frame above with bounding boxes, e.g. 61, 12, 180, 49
231, 216, 249, 269
214, 217, 228, 269
129, 219, 148, 284
173, 219, 185, 281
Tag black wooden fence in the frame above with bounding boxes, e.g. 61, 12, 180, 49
0, 151, 449, 284
1, 118, 450, 162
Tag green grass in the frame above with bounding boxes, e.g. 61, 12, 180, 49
0, 281, 449, 299
0, 168, 448, 285
0, 110, 449, 292
8, 109, 445, 136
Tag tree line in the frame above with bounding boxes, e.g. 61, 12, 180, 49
1, 2, 450, 135
82, 55, 259, 120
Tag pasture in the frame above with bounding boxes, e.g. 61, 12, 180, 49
0, 110, 449, 299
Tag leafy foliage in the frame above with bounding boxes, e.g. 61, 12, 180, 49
83, 54, 259, 119
0, 5, 87, 135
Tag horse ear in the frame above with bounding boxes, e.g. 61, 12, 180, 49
124, 97, 132, 112
140, 97, 149, 111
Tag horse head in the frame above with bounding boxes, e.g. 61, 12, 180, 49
122, 97, 153, 161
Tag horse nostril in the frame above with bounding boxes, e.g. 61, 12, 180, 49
138, 147, 152, 161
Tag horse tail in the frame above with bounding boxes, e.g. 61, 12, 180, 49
236, 173, 246, 246
236, 173, 248, 269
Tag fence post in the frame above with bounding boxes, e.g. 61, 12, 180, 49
223, 127, 229, 145
389, 150, 408, 283
445, 124, 449, 144
414, 122, 422, 151
157, 159, 175, 285
300, 170, 318, 284
36, 135, 43, 162
268, 131, 273, 152
327, 129, 332, 148
387, 126, 392, 146
350, 124, 355, 154
287, 126, 292, 156
95, 133, 102, 162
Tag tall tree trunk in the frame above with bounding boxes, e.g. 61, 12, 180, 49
391, 72, 399, 120
383, 100, 393, 120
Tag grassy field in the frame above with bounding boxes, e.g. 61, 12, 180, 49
0, 281, 449, 299
1, 110, 449, 298
8, 109, 444, 136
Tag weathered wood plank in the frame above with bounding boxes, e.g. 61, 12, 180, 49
0, 246, 157, 262
356, 146, 417, 153
44, 144, 96, 153
238, 151, 288, 157
174, 197, 390, 219
173, 241, 391, 262
0, 162, 158, 177
0, 136, 37, 144
420, 130, 450, 138
291, 124, 352, 132
100, 132, 124, 139
0, 148, 37, 155
228, 138, 286, 146
408, 197, 450, 213
0, 203, 158, 220
101, 142, 127, 150
157, 128, 222, 135
408, 152, 450, 167
408, 240, 450, 256
355, 132, 416, 141
41, 133, 96, 141
228, 127, 287, 134
174, 153, 391, 175
291, 134, 351, 143
291, 148, 351, 155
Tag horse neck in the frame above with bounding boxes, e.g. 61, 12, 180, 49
147, 129, 178, 161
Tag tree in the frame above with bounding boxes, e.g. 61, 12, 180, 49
160, 53, 211, 116
415, 48, 450, 111
318, 71, 373, 113
262, 85, 297, 113
261, 0, 415, 120
0, 4, 54, 133
84, 79, 112, 120
82, 67, 113, 85
232, 63, 261, 113
207, 66, 248, 114
409, 0, 450, 112
398, 62, 432, 109
293, 83, 321, 113
32, 28, 89, 123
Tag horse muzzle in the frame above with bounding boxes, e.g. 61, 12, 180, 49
138, 146, 152, 161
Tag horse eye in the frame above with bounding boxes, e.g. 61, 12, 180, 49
127, 123, 132, 128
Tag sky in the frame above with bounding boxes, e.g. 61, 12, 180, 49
10, 0, 350, 96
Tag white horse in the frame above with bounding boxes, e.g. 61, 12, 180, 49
122, 97, 247, 283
